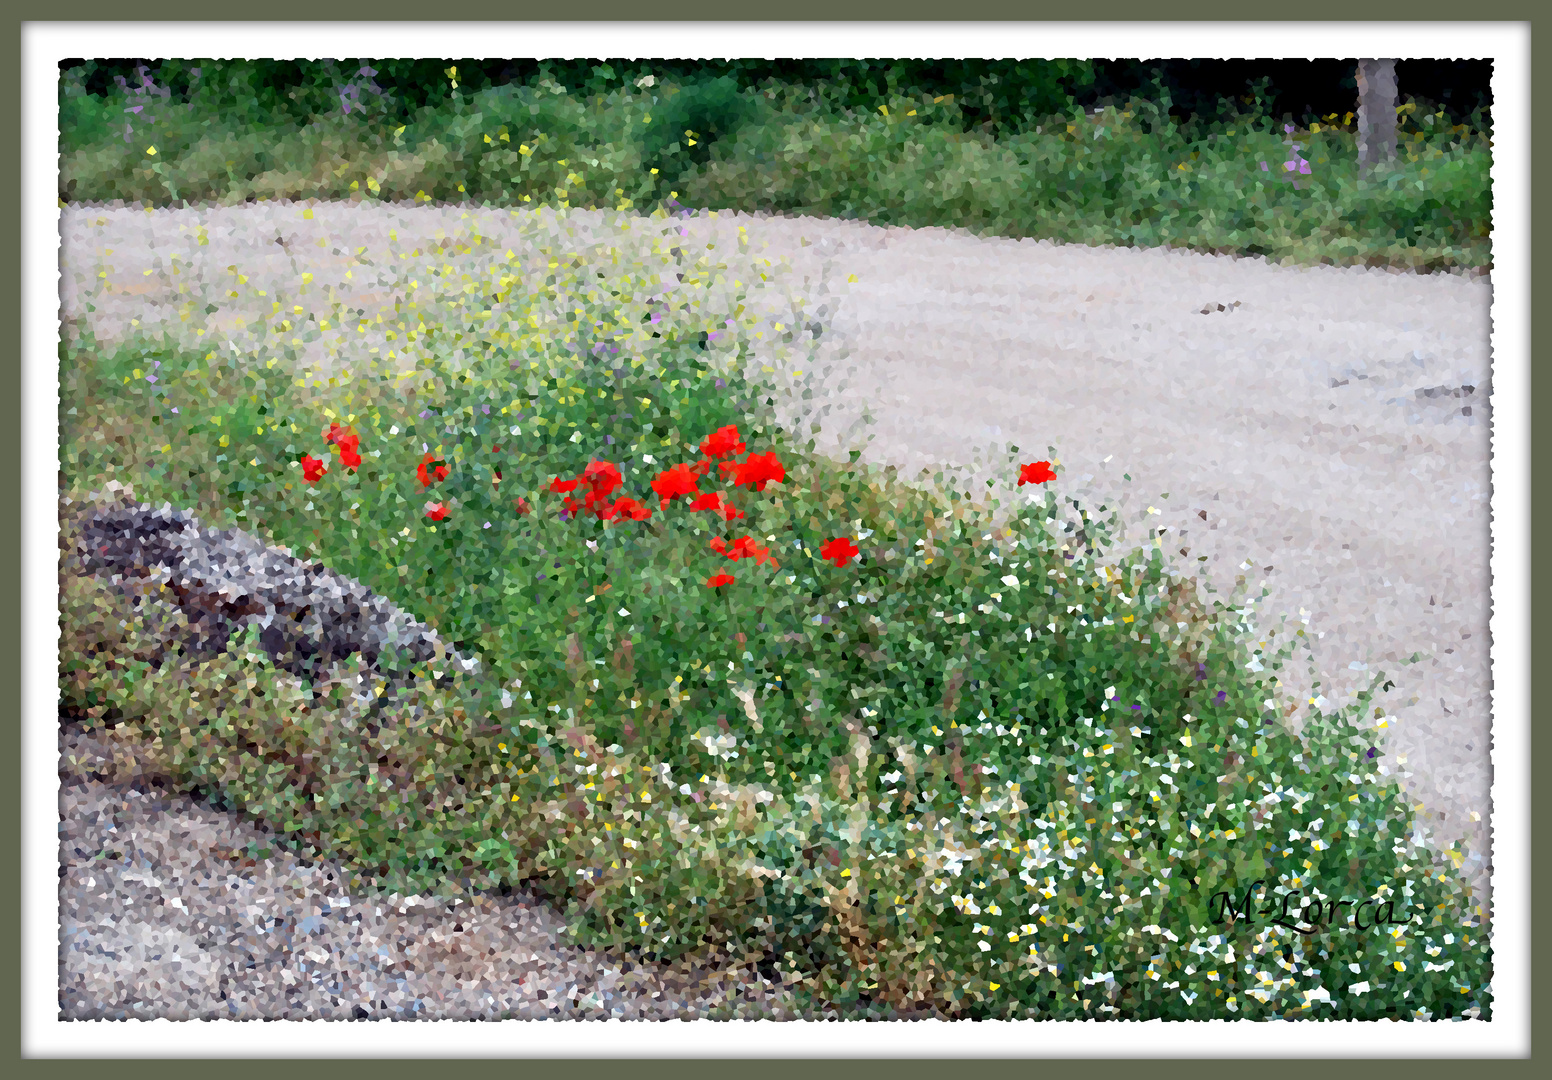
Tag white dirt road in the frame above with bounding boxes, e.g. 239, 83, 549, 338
55, 200, 1495, 1014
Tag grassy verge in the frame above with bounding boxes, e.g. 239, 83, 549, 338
59, 196, 1490, 1019
59, 68, 1490, 274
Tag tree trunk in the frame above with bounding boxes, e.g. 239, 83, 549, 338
1356, 59, 1399, 177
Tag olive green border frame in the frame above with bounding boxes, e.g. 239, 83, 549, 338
8, 2, 1538, 1073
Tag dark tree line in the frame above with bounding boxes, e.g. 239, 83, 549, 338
57, 57, 1492, 137
1085, 58, 1489, 132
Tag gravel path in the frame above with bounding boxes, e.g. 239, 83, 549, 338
56, 200, 1495, 1018
59, 722, 800, 1020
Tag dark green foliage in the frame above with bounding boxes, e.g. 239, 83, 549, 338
639, 75, 763, 190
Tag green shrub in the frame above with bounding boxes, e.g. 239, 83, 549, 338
57, 79, 118, 156
640, 75, 764, 191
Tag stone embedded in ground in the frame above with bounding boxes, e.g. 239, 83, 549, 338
72, 500, 480, 691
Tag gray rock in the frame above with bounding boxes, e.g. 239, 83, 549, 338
72, 500, 481, 694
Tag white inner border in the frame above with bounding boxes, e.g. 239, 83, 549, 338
23, 21, 1531, 1059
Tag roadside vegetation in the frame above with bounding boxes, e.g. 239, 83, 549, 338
58, 62, 1491, 274
58, 62, 1492, 1018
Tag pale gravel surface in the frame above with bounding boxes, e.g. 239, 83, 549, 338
59, 723, 802, 1020
56, 200, 1496, 1019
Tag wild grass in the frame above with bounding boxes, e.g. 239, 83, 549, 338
58, 193, 1491, 1019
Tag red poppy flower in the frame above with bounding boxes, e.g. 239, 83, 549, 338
1018, 460, 1055, 486
425, 501, 449, 522
418, 452, 450, 488
300, 454, 328, 483
819, 537, 860, 567
691, 457, 716, 479
728, 535, 778, 567
705, 573, 735, 588
651, 462, 701, 510
514, 497, 530, 515
550, 476, 583, 494
554, 460, 622, 516
688, 491, 745, 521
325, 426, 362, 471
700, 424, 746, 459
600, 496, 653, 522
727, 451, 786, 492
582, 460, 624, 498
711, 535, 778, 568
